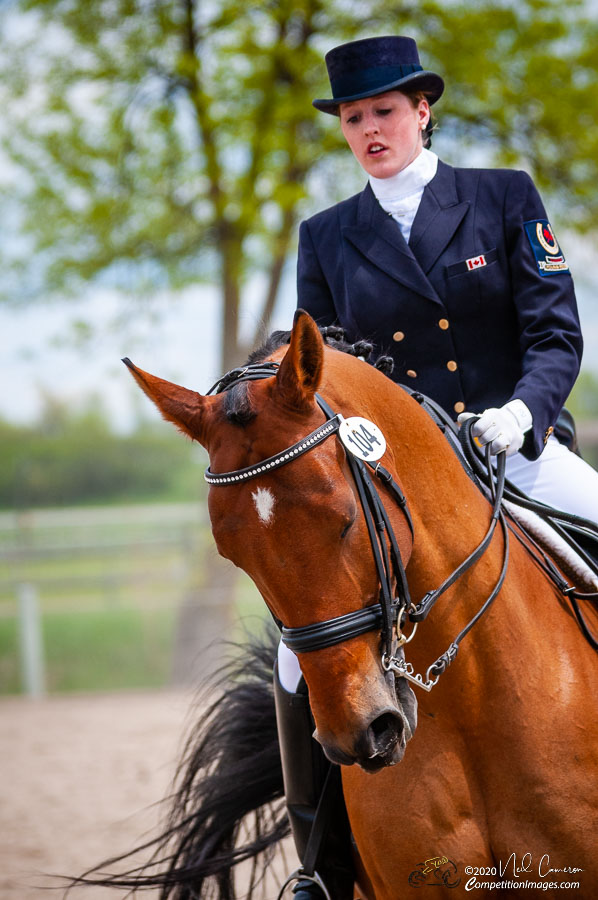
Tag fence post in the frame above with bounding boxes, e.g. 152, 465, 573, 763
18, 583, 46, 698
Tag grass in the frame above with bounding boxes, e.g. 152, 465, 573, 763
0, 502, 268, 695
44, 607, 176, 692
0, 617, 19, 693
0, 607, 177, 693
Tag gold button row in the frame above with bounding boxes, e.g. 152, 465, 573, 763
403, 361, 457, 377
401, 372, 464, 413
403, 361, 457, 379
393, 319, 450, 343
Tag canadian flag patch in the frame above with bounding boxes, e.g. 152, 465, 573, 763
466, 255, 487, 271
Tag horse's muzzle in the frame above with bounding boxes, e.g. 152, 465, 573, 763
318, 707, 409, 772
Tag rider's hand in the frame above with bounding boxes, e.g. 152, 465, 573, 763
458, 400, 532, 457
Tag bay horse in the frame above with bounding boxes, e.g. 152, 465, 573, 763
103, 310, 596, 898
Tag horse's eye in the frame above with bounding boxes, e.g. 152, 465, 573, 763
340, 520, 353, 539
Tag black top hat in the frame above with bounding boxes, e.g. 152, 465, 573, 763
313, 36, 444, 115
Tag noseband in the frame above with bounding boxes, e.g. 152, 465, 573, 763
205, 362, 510, 691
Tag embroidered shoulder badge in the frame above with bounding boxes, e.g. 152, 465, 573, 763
524, 219, 570, 276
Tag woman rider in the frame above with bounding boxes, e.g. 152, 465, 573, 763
274, 35, 598, 899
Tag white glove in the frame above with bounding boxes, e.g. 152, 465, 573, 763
458, 399, 532, 457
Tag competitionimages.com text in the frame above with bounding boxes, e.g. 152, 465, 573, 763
465, 879, 580, 891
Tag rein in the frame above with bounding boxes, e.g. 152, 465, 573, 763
205, 362, 511, 691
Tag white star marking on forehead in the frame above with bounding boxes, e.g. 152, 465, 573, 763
252, 487, 275, 525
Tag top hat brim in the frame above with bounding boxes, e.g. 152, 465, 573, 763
313, 71, 444, 115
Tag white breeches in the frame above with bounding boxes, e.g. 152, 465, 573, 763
277, 436, 598, 693
505, 434, 598, 521
277, 640, 304, 693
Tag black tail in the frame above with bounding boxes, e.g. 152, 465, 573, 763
67, 623, 289, 898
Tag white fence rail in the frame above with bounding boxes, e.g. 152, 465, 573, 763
17, 583, 45, 697
0, 503, 210, 695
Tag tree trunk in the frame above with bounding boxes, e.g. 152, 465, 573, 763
171, 543, 238, 687
254, 206, 296, 345
171, 235, 243, 685
221, 227, 244, 371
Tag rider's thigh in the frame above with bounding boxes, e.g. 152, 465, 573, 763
506, 435, 598, 522
277, 639, 303, 693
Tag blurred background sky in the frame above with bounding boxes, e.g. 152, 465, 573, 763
0, 275, 297, 430
1, 233, 596, 432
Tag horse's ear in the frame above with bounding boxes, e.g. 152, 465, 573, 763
122, 358, 211, 446
275, 310, 324, 410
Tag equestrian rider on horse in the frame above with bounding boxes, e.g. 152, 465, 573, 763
275, 35, 598, 899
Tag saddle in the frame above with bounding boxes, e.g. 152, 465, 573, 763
403, 387, 598, 650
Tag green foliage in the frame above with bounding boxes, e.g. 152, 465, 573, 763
0, 618, 19, 693
0, 0, 355, 367
43, 607, 175, 692
0, 398, 204, 509
1, 0, 597, 368
567, 370, 598, 421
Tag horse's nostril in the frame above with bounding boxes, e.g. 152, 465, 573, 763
368, 711, 403, 755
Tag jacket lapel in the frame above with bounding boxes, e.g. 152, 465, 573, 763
409, 161, 470, 273
342, 184, 441, 304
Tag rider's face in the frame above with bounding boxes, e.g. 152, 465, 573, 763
340, 90, 430, 179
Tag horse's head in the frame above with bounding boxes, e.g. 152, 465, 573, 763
124, 311, 417, 771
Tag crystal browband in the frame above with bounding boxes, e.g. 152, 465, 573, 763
204, 415, 343, 485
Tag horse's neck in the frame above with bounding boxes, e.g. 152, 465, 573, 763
325, 361, 503, 602
391, 406, 500, 603
385, 396, 597, 701
338, 375, 548, 663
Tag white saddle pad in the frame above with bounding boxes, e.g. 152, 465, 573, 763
504, 500, 598, 591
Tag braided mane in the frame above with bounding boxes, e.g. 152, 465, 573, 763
224, 326, 394, 425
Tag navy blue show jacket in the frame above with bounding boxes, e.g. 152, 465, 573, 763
297, 159, 582, 460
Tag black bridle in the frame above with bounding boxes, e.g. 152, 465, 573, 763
205, 362, 510, 691
206, 362, 412, 662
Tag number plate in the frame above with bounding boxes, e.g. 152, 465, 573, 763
339, 417, 387, 462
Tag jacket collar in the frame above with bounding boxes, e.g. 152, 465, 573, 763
342, 182, 441, 303
408, 160, 470, 272
342, 161, 469, 300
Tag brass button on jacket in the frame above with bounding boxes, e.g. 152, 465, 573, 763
438, 319, 449, 330
406, 369, 417, 378
454, 401, 465, 414
446, 360, 458, 372
393, 331, 405, 342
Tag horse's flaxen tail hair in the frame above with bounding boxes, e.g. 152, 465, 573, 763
65, 623, 288, 899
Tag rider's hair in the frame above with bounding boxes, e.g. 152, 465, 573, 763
401, 89, 437, 149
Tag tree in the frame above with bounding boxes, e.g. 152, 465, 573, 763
0, 395, 204, 509
1, 0, 346, 370
2, 0, 596, 684
1, 0, 597, 373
